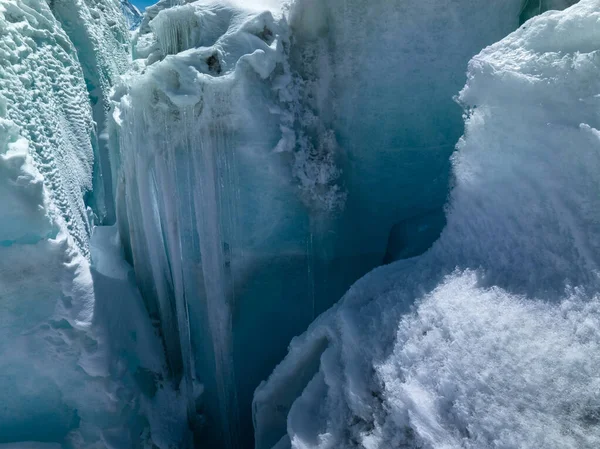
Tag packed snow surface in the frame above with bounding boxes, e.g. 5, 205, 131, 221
254, 1, 600, 448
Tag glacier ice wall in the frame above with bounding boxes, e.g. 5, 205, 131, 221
110, 0, 527, 447
112, 5, 297, 446
0, 0, 188, 446
254, 1, 600, 448
49, 0, 131, 223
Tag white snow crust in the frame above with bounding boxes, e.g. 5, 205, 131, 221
0, 0, 187, 447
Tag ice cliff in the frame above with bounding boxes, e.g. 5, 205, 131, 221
109, 0, 530, 447
1, 0, 596, 448
255, 1, 600, 448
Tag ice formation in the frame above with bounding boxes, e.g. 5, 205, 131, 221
0, 0, 186, 446
1, 0, 595, 447
106, 0, 535, 446
121, 0, 142, 30
255, 1, 600, 448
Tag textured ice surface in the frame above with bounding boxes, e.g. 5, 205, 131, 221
111, 0, 527, 447
49, 0, 131, 224
0, 0, 96, 253
0, 0, 186, 446
254, 1, 600, 448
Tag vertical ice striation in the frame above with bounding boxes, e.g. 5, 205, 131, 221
112, 4, 298, 445
254, 1, 600, 448
111, 0, 528, 447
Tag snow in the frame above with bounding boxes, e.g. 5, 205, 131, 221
254, 1, 600, 448
110, 0, 536, 446
0, 0, 187, 446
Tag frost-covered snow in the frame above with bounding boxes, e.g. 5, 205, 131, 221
0, 0, 187, 446
254, 1, 600, 448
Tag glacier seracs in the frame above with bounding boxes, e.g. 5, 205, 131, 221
254, 1, 600, 448
1, 0, 596, 447
109, 0, 530, 447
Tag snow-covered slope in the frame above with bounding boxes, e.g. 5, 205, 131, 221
254, 1, 600, 448
0, 0, 187, 446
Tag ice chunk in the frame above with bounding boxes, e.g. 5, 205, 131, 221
121, 0, 143, 30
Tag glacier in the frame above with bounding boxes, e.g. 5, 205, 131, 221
108, 0, 530, 446
0, 0, 187, 447
1, 0, 597, 447
255, 1, 600, 448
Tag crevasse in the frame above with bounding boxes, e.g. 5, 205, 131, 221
0, 0, 592, 447
109, 0, 528, 447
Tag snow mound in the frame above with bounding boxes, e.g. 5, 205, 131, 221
254, 1, 600, 448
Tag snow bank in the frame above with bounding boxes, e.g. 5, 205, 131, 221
254, 1, 600, 448
0, 0, 186, 446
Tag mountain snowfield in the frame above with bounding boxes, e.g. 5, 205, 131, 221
1, 0, 599, 448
